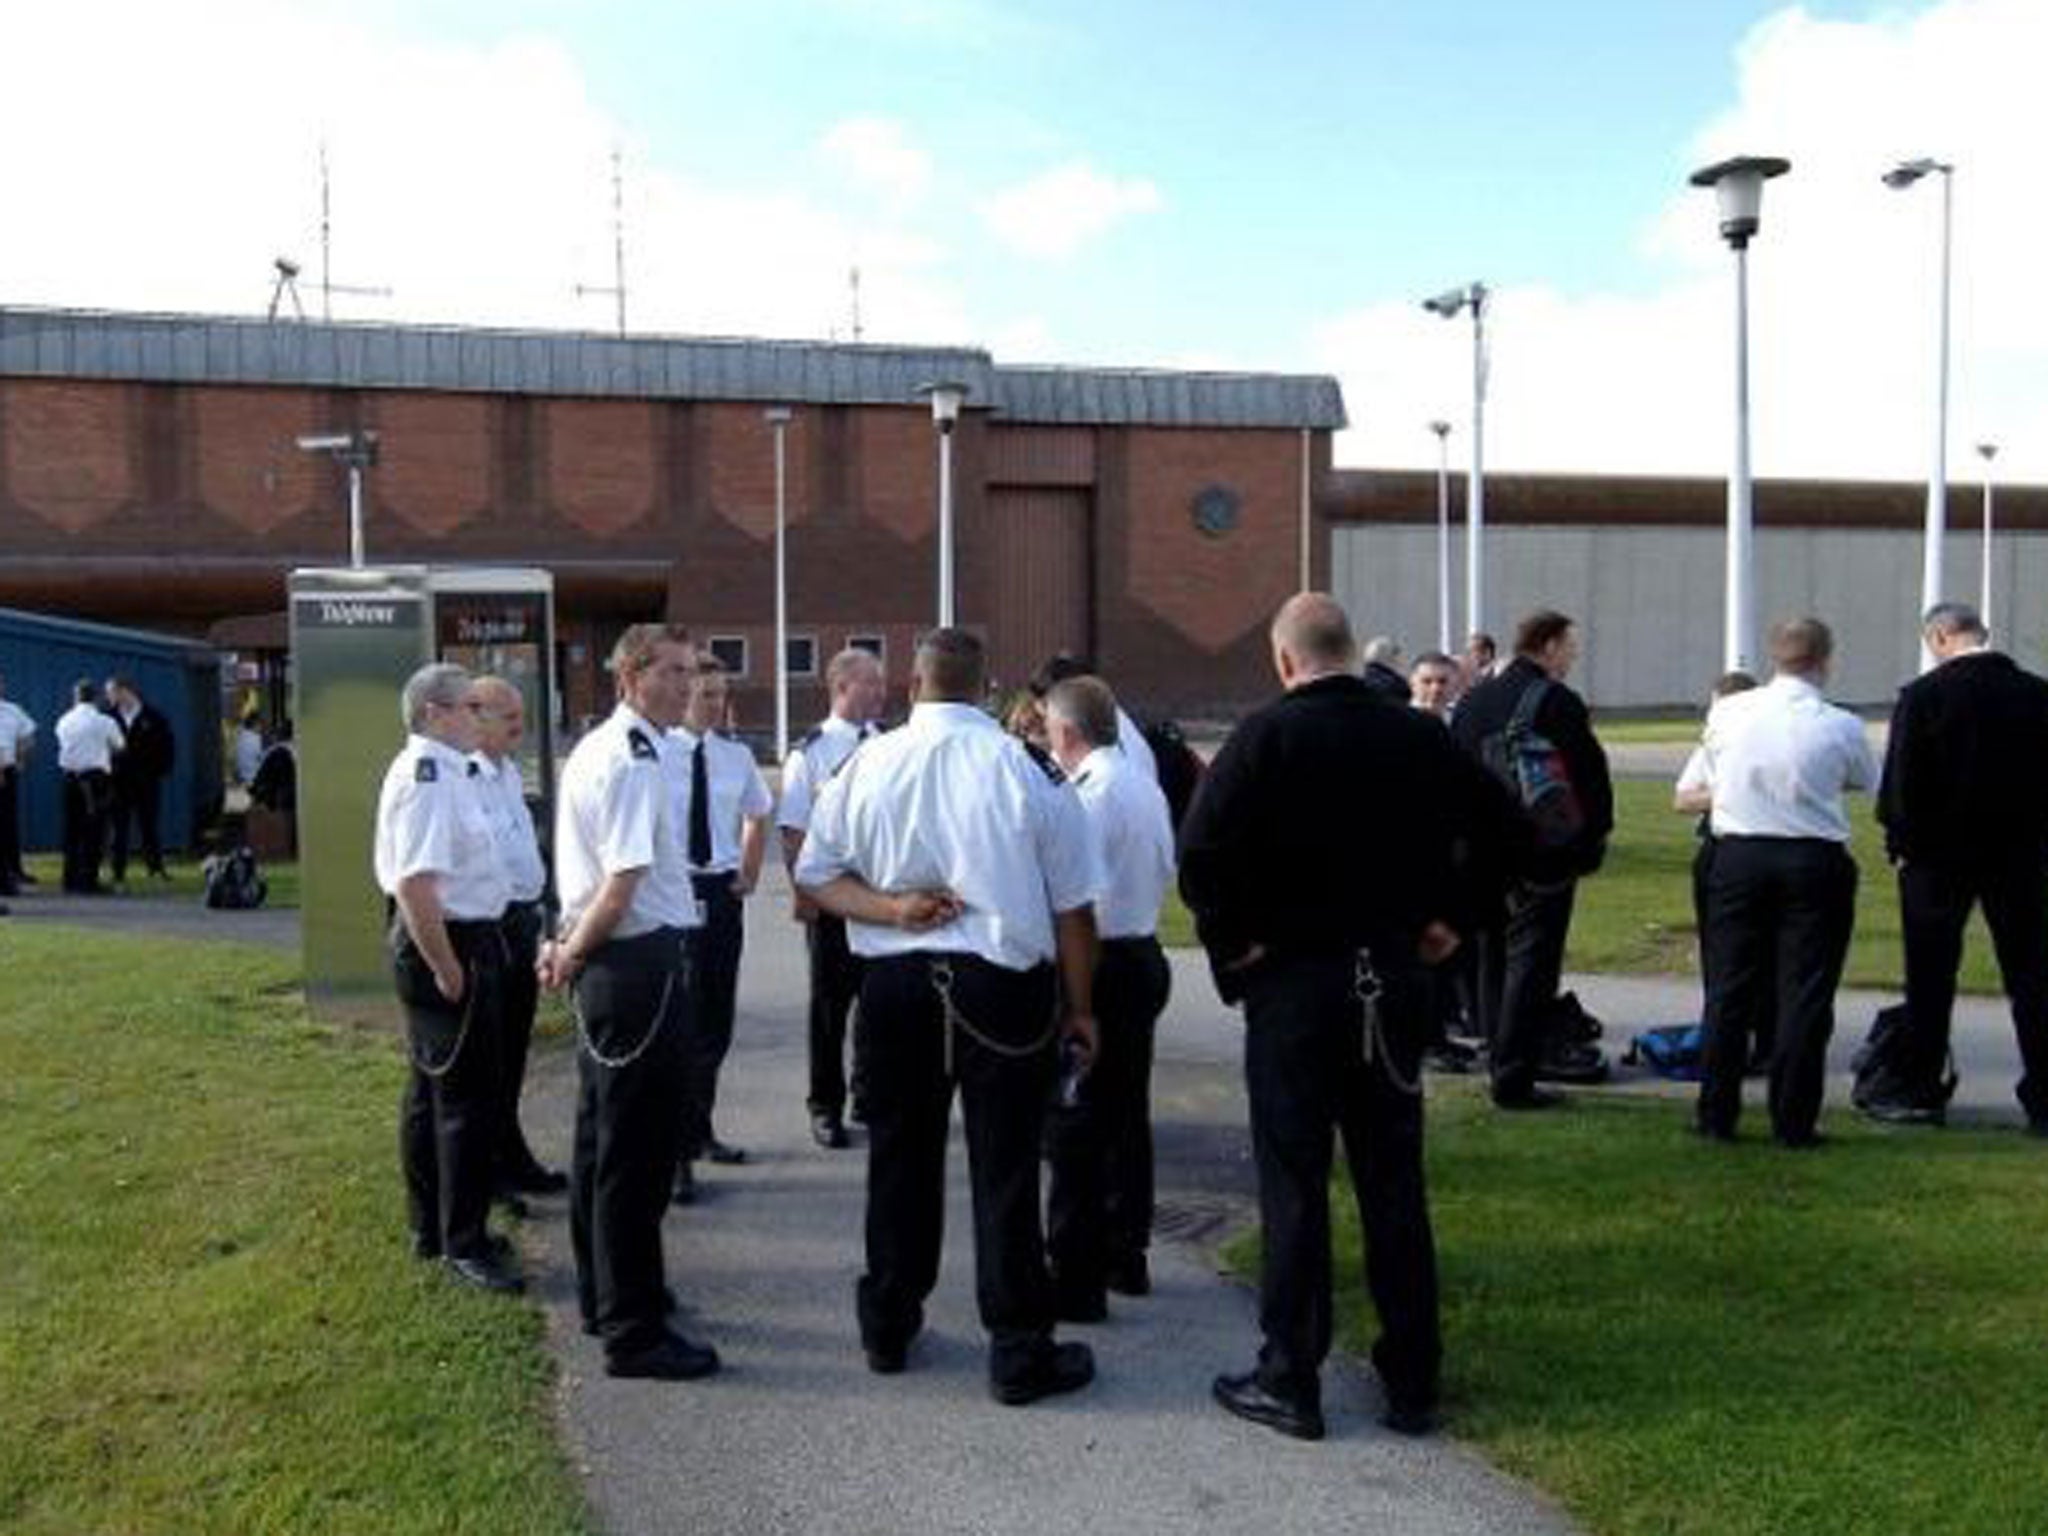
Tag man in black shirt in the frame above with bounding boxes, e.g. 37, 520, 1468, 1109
1875, 602, 2048, 1129
1451, 609, 1614, 1109
1181, 592, 1517, 1442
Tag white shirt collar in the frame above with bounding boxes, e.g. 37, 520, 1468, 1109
1073, 745, 1119, 785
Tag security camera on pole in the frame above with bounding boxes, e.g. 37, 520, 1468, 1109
1422, 284, 1487, 644
296, 430, 381, 568
1690, 155, 1789, 675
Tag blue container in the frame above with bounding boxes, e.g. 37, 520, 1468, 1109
0, 607, 225, 855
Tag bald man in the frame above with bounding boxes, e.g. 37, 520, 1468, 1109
1180, 592, 1518, 1441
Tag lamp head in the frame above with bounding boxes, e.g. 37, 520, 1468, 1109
763, 405, 794, 427
1427, 420, 1451, 439
1976, 441, 1998, 463
1690, 155, 1790, 249
1422, 284, 1483, 319
917, 380, 969, 431
1883, 157, 1951, 189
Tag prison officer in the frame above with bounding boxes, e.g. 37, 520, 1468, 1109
55, 679, 124, 894
1181, 592, 1518, 1441
466, 675, 566, 1199
779, 645, 887, 1148
671, 653, 774, 1203
796, 626, 1104, 1406
373, 662, 520, 1294
539, 623, 718, 1381
1040, 673, 1176, 1316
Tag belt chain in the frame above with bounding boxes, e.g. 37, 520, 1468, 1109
1353, 950, 1422, 1098
929, 958, 1057, 1077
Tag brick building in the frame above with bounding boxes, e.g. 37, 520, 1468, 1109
0, 307, 1342, 732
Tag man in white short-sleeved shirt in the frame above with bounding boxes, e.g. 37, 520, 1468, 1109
670, 655, 775, 1191
373, 662, 518, 1294
1039, 674, 1176, 1315
539, 623, 718, 1384
797, 626, 1103, 1407
0, 672, 36, 895
55, 679, 124, 894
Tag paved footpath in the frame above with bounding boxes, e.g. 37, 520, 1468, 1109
521, 867, 1580, 1536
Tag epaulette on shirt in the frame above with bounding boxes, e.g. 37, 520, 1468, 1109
415, 757, 438, 783
628, 728, 658, 761
1023, 739, 1067, 784
466, 760, 480, 777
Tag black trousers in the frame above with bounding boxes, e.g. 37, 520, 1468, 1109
0, 764, 22, 884
1899, 859, 2048, 1121
855, 952, 1061, 1383
494, 900, 547, 1175
61, 770, 111, 892
1045, 935, 1172, 1298
394, 918, 506, 1261
806, 913, 868, 1118
1694, 834, 1776, 1067
570, 928, 692, 1356
108, 772, 166, 880
1476, 879, 1577, 1097
1699, 837, 1856, 1143
1240, 948, 1439, 1413
680, 872, 744, 1162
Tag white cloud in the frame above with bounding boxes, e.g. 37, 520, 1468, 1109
978, 162, 1163, 260
818, 116, 933, 212
1318, 0, 2048, 484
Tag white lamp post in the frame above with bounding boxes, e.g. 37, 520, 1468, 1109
918, 381, 968, 627
1690, 154, 1790, 673
1977, 440, 1998, 633
1885, 157, 1956, 661
296, 429, 380, 568
765, 406, 794, 762
1423, 284, 1487, 642
1428, 420, 1453, 653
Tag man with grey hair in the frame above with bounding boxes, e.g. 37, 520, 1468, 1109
1041, 672, 1177, 1314
1872, 602, 2048, 1131
373, 661, 519, 1293
1360, 635, 1411, 704
1694, 617, 1876, 1147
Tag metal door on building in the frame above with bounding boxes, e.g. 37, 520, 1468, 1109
983, 488, 1091, 693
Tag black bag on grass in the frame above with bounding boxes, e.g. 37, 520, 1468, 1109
1850, 1002, 1957, 1112
203, 846, 268, 910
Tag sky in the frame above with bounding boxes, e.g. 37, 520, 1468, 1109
1, 0, 2040, 483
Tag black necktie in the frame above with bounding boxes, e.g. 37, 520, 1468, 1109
689, 738, 712, 868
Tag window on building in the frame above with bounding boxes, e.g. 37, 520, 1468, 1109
847, 633, 885, 663
787, 635, 818, 677
707, 636, 748, 676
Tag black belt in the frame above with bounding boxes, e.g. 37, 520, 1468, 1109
1718, 834, 1847, 851
691, 869, 738, 894
444, 916, 506, 939
589, 925, 690, 967
1101, 934, 1161, 952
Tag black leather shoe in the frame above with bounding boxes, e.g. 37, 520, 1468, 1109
672, 1162, 698, 1206
1493, 1085, 1567, 1112
1212, 1371, 1325, 1441
606, 1331, 721, 1381
705, 1138, 748, 1166
864, 1339, 908, 1375
1380, 1401, 1441, 1437
1858, 1097, 1944, 1127
991, 1340, 1094, 1406
1535, 1041, 1610, 1085
1105, 1253, 1151, 1297
811, 1114, 850, 1150
1424, 1038, 1479, 1074
445, 1251, 524, 1294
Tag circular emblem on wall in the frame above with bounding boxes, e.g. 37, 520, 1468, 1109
1191, 484, 1240, 538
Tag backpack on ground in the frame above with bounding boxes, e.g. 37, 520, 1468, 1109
1479, 677, 1587, 852
1140, 717, 1205, 832
1850, 1002, 1957, 1114
1624, 1023, 1707, 1081
202, 845, 268, 910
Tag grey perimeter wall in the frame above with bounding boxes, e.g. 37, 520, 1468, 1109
1332, 523, 2048, 711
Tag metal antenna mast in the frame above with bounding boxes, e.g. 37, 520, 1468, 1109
576, 148, 628, 336
850, 265, 864, 342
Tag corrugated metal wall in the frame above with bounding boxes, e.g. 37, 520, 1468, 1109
1331, 524, 2048, 709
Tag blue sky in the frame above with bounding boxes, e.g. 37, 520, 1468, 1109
1, 0, 2041, 481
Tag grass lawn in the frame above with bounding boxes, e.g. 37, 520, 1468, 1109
0, 927, 587, 1536
1225, 1085, 2048, 1536
19, 851, 302, 910
1161, 779, 2004, 996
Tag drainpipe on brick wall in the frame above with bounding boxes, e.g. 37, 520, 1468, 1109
1298, 428, 1312, 591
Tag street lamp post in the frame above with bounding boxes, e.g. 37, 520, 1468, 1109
918, 382, 969, 627
1690, 154, 1790, 673
1885, 157, 1956, 657
1977, 440, 1998, 633
295, 429, 380, 567
765, 406, 794, 762
1423, 284, 1487, 642
1428, 420, 1453, 653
